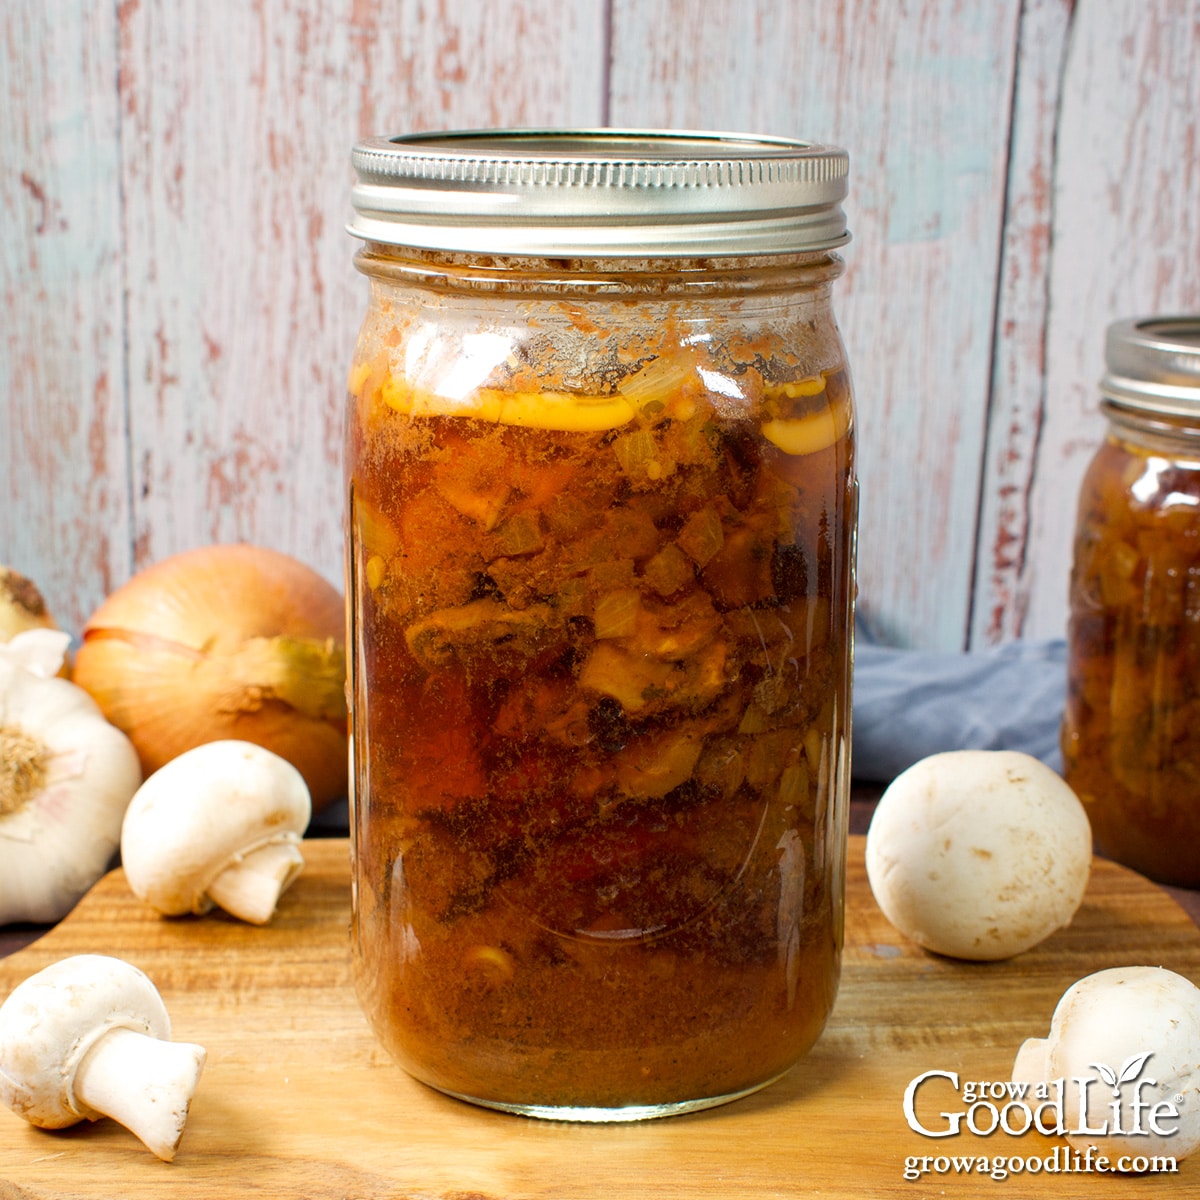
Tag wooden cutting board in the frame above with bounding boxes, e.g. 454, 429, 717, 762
1, 837, 1197, 1200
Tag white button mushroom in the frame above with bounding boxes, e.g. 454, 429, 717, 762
120, 740, 312, 925
0, 954, 205, 1161
1013, 965, 1200, 1163
865, 750, 1092, 960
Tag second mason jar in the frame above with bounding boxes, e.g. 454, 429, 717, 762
1063, 315, 1200, 888
344, 130, 857, 1118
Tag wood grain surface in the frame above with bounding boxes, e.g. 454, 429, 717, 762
3, 0, 1200, 651
0, 837, 1197, 1199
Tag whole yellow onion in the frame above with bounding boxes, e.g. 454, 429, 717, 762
72, 544, 347, 811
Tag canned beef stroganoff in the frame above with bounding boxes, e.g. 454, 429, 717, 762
1063, 316, 1200, 888
344, 131, 857, 1119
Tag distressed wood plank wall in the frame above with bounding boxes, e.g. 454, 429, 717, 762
3, 0, 1199, 652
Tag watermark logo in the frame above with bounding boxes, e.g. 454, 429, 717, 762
903, 1053, 1182, 1140
901, 1054, 1182, 1182
1092, 1051, 1152, 1096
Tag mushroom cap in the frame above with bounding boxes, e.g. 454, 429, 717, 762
1045, 966, 1200, 1160
0, 954, 170, 1128
120, 739, 311, 916
865, 750, 1092, 960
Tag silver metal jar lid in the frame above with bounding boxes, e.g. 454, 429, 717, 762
348, 129, 849, 257
1101, 316, 1200, 418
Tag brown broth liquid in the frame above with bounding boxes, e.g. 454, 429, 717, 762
347, 357, 855, 1110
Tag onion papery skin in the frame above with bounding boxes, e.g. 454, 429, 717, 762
71, 544, 348, 812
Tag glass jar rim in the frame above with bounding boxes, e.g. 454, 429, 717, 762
348, 128, 850, 258
352, 242, 845, 300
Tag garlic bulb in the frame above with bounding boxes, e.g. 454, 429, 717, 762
0, 567, 57, 642
0, 630, 142, 924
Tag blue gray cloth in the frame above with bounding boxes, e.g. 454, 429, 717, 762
851, 628, 1068, 783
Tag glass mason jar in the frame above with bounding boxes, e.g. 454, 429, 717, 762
344, 130, 857, 1119
1063, 315, 1200, 888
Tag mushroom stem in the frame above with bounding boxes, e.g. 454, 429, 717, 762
73, 1026, 206, 1162
205, 837, 305, 925
1011, 1036, 1048, 1086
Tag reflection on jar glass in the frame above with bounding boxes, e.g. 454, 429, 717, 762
344, 131, 857, 1120
1063, 316, 1200, 888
